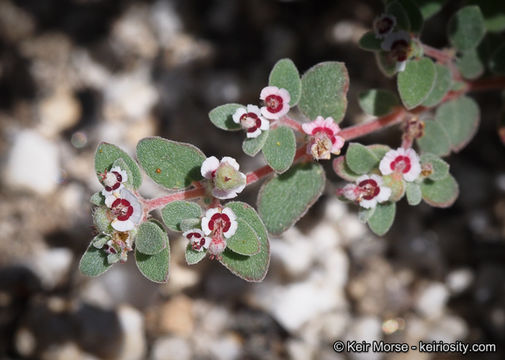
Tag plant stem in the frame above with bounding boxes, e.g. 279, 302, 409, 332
422, 44, 453, 64
468, 76, 505, 92
339, 107, 407, 140
143, 187, 207, 211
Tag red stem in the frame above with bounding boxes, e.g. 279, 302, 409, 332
339, 107, 407, 140
143, 187, 207, 211
422, 44, 453, 64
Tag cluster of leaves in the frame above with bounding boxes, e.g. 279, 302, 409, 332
80, 1, 505, 282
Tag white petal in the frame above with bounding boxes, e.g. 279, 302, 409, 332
183, 228, 204, 239
201, 156, 220, 179
232, 107, 247, 124
224, 218, 238, 238
379, 152, 396, 176
396, 61, 407, 72
370, 174, 383, 186
376, 186, 391, 202
105, 195, 117, 208
222, 207, 237, 222
247, 128, 262, 138
359, 197, 377, 209
221, 156, 240, 171
259, 86, 278, 100
277, 103, 290, 118
201, 208, 220, 235
278, 88, 291, 105
212, 188, 236, 200
246, 104, 261, 115
261, 106, 281, 120
404, 161, 421, 182
260, 117, 269, 131
112, 219, 134, 231
119, 169, 128, 183
202, 237, 211, 249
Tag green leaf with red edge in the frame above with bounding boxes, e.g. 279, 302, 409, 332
262, 126, 296, 174
258, 162, 326, 235
79, 243, 112, 277
358, 89, 400, 116
367, 202, 396, 236
220, 201, 270, 282
346, 143, 381, 175
467, 0, 505, 33
299, 61, 349, 123
417, 118, 451, 156
406, 182, 422, 205
185, 243, 207, 265
161, 200, 202, 232
382, 174, 406, 202
448, 6, 486, 51
397, 57, 436, 110
227, 218, 260, 256
375, 51, 398, 78
135, 220, 167, 255
209, 103, 243, 131
413, 0, 447, 20
95, 142, 142, 189
242, 130, 269, 157
268, 58, 302, 106
93, 207, 113, 234
422, 64, 452, 107
135, 235, 170, 283
420, 153, 449, 181
421, 174, 459, 207
435, 96, 480, 152
333, 156, 360, 181
136, 137, 206, 190
359, 31, 383, 51
457, 49, 484, 80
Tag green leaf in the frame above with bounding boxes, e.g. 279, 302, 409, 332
382, 174, 406, 202
299, 61, 349, 123
90, 192, 105, 206
136, 137, 206, 190
406, 182, 422, 205
111, 158, 134, 188
180, 218, 201, 232
208, 103, 243, 131
358, 89, 400, 116
358, 207, 376, 223
346, 143, 380, 175
422, 64, 452, 107
489, 43, 505, 75
397, 57, 436, 109
358, 31, 383, 51
375, 51, 398, 78
435, 96, 480, 152
242, 130, 269, 157
421, 174, 459, 207
412, 0, 447, 20
387, 1, 411, 31
332, 156, 360, 182
185, 243, 207, 265
448, 6, 486, 51
227, 218, 260, 256
258, 162, 325, 235
466, 0, 505, 33
269, 58, 302, 106
367, 202, 396, 236
95, 142, 142, 189
161, 200, 202, 232
135, 237, 170, 283
417, 119, 451, 156
368, 144, 391, 159
262, 126, 296, 174
397, 0, 424, 33
135, 221, 167, 255
92, 234, 110, 249
93, 207, 112, 234
420, 153, 449, 181
220, 201, 270, 282
79, 244, 112, 277
457, 49, 484, 80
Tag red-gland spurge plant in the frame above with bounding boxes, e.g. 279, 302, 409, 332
80, 2, 505, 283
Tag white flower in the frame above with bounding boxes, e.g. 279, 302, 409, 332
201, 207, 238, 258
100, 166, 128, 197
381, 31, 411, 69
379, 147, 421, 182
302, 116, 345, 159
200, 156, 247, 199
232, 104, 269, 138
373, 14, 397, 38
104, 230, 133, 263
259, 86, 291, 120
183, 229, 211, 252
354, 174, 391, 209
105, 188, 142, 231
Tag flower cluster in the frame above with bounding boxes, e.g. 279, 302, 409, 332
373, 14, 413, 71
201, 156, 246, 199
183, 206, 238, 260
302, 116, 345, 160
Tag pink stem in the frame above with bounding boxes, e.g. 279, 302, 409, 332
422, 44, 453, 64
339, 107, 407, 140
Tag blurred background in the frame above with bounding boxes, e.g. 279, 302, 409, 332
0, 0, 505, 359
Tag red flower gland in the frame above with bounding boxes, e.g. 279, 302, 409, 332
201, 207, 238, 257
111, 199, 134, 221
232, 105, 269, 138
183, 229, 210, 252
100, 166, 128, 197
342, 175, 391, 209
104, 189, 142, 231
379, 147, 421, 182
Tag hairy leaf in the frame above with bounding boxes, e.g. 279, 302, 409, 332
262, 126, 296, 174
162, 200, 202, 232
269, 58, 302, 106
358, 89, 400, 116
397, 57, 436, 109
209, 103, 243, 131
95, 142, 142, 189
448, 6, 486, 51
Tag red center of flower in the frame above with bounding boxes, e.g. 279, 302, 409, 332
104, 171, 123, 192
208, 213, 231, 233
312, 126, 336, 144
187, 232, 206, 250
265, 94, 283, 113
391, 39, 410, 61
390, 155, 411, 173
376, 17, 394, 34
358, 179, 380, 200
111, 198, 133, 221
240, 113, 262, 132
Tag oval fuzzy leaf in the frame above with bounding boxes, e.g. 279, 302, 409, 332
180, 218, 201, 232
299, 62, 349, 123
413, 0, 447, 20
457, 49, 484, 80
448, 6, 486, 51
406, 182, 422, 205
79, 244, 112, 277
208, 103, 243, 131
435, 96, 480, 152
136, 221, 167, 255
387, 1, 411, 31
220, 201, 270, 282
262, 126, 296, 174
421, 174, 459, 207
136, 137, 206, 190
359, 31, 383, 51
161, 200, 202, 232
269, 58, 302, 106
112, 158, 134, 187
93, 207, 113, 234
398, 0, 424, 33
420, 153, 449, 181
95, 142, 142, 189
466, 0, 505, 33
382, 175, 406, 202
367, 202, 396, 236
417, 119, 451, 156
185, 243, 207, 265
242, 130, 269, 157
135, 237, 170, 283
258, 162, 325, 235
375, 51, 398, 78
332, 156, 360, 182
90, 192, 105, 206
358, 89, 400, 116
227, 218, 260, 256
422, 64, 452, 107
346, 143, 380, 175
489, 42, 505, 75
397, 57, 436, 109
368, 144, 391, 160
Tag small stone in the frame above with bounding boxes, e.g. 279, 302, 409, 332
207, 332, 242, 360
41, 342, 99, 360
323, 198, 347, 223
38, 88, 80, 137
15, 328, 37, 357
4, 130, 60, 195
158, 295, 194, 337
425, 315, 468, 343
286, 340, 314, 360
27, 247, 73, 289
117, 306, 146, 360
270, 228, 314, 278
415, 282, 449, 319
446, 268, 474, 294
152, 337, 192, 360
345, 316, 382, 360
307, 222, 343, 250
